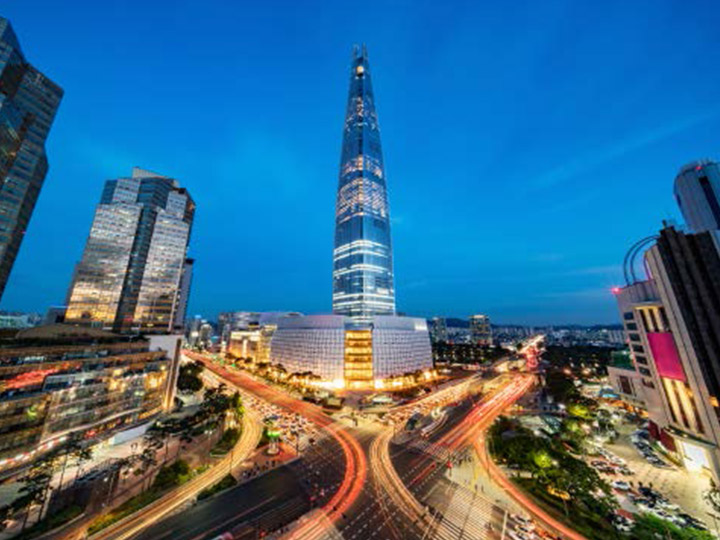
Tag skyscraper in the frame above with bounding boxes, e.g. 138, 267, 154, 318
66, 168, 194, 333
429, 316, 448, 343
674, 159, 720, 233
332, 45, 395, 323
470, 314, 493, 346
269, 46, 432, 390
0, 17, 63, 300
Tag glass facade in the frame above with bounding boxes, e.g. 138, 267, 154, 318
0, 18, 63, 300
333, 45, 395, 323
0, 325, 171, 470
66, 168, 194, 333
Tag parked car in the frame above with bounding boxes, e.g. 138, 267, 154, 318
612, 480, 631, 491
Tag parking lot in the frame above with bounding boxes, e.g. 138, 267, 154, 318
592, 419, 715, 534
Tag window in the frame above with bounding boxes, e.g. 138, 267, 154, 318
700, 176, 720, 229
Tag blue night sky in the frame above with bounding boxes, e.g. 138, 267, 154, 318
2, 0, 720, 325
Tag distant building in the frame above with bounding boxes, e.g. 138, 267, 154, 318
0, 18, 64, 300
606, 349, 647, 411
173, 258, 194, 333
44, 306, 67, 325
65, 168, 195, 334
270, 315, 433, 390
429, 317, 448, 343
674, 159, 720, 233
0, 311, 42, 329
226, 312, 300, 362
198, 322, 213, 349
0, 325, 177, 474
470, 314, 493, 346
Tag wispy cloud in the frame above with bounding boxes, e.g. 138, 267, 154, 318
534, 287, 612, 300
527, 107, 720, 191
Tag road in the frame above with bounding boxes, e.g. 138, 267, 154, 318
371, 375, 535, 540
133, 465, 309, 540
189, 353, 367, 540
87, 410, 263, 540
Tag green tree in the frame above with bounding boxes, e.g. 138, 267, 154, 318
632, 514, 713, 540
18, 452, 59, 530
177, 360, 204, 393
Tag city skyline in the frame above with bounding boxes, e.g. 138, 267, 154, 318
2, 2, 720, 324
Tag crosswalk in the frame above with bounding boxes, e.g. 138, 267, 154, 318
425, 479, 502, 540
406, 437, 454, 463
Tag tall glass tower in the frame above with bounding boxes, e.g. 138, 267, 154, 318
0, 18, 63, 300
333, 45, 395, 323
66, 168, 194, 334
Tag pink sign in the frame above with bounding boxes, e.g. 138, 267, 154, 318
647, 332, 686, 381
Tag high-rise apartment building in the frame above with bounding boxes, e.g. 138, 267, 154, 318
470, 314, 493, 346
332, 45, 395, 323
66, 168, 194, 333
429, 317, 448, 343
674, 159, 720, 234
0, 18, 63, 299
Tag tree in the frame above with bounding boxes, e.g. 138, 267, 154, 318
177, 360, 204, 393
18, 452, 59, 530
631, 514, 713, 540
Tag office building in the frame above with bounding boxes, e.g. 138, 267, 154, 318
173, 258, 193, 333
332, 45, 395, 323
674, 159, 720, 234
429, 317, 448, 343
0, 17, 63, 300
0, 325, 176, 473
65, 168, 195, 334
226, 312, 300, 362
270, 314, 432, 390
470, 314, 493, 346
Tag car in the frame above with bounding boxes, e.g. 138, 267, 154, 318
677, 513, 708, 531
511, 514, 535, 530
612, 480, 631, 491
612, 515, 633, 533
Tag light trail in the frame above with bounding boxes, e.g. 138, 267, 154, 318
370, 375, 535, 538
189, 353, 367, 540
88, 409, 263, 540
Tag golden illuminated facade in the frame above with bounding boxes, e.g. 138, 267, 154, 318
66, 168, 194, 333
0, 325, 174, 472
344, 329, 372, 389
